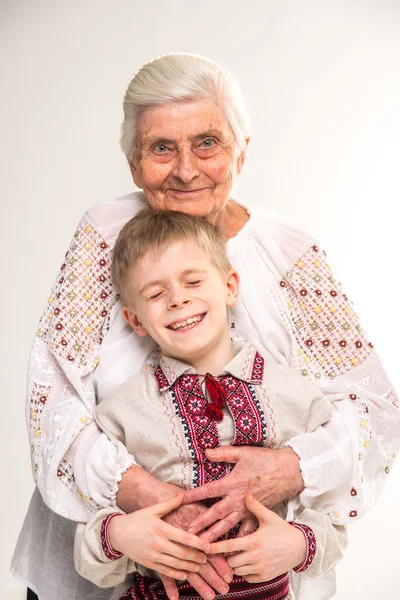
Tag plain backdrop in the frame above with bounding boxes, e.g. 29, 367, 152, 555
1, 1, 399, 598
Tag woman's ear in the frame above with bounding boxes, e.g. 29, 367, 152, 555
122, 306, 148, 337
226, 270, 240, 307
236, 137, 250, 175
128, 157, 143, 189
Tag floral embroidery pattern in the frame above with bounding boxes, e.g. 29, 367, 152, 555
36, 216, 117, 372
275, 244, 374, 381
28, 380, 52, 474
58, 458, 100, 512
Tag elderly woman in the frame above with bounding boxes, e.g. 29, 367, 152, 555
12, 54, 399, 600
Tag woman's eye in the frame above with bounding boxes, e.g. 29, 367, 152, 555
153, 144, 169, 154
188, 280, 201, 285
201, 139, 215, 148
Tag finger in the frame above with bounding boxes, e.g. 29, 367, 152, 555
183, 476, 233, 505
199, 511, 242, 542
196, 561, 230, 596
237, 516, 258, 538
207, 553, 233, 584
154, 564, 188, 580
152, 492, 184, 517
242, 573, 260, 583
162, 540, 208, 565
166, 524, 210, 554
187, 497, 234, 534
186, 573, 216, 600
158, 548, 204, 573
208, 536, 248, 555
205, 446, 242, 463
232, 564, 258, 577
226, 550, 254, 569
160, 575, 179, 600
244, 494, 268, 524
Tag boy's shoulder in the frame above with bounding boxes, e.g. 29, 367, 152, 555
98, 353, 161, 410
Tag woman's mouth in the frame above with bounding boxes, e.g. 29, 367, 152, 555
169, 188, 208, 196
168, 313, 206, 331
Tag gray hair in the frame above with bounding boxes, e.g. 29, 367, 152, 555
120, 53, 251, 161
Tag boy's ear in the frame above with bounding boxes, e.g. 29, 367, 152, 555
226, 270, 240, 307
122, 306, 149, 337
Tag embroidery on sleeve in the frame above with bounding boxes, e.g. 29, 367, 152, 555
274, 244, 374, 381
36, 215, 117, 373
28, 379, 53, 476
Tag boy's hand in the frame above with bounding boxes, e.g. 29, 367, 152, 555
162, 501, 232, 600
208, 495, 307, 583
108, 493, 209, 580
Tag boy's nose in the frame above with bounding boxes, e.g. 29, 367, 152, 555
168, 296, 191, 310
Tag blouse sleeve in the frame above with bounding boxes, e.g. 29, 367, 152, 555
270, 233, 400, 525
28, 211, 134, 521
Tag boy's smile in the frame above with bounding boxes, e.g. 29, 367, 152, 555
122, 239, 239, 375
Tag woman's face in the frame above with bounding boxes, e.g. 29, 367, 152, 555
130, 98, 247, 224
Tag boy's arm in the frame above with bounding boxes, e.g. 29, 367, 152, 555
289, 505, 348, 578
74, 507, 135, 588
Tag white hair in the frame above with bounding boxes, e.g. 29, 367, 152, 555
120, 53, 251, 161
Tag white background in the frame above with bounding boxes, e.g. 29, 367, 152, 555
1, 0, 399, 598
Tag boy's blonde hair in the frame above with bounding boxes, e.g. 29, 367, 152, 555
111, 209, 232, 304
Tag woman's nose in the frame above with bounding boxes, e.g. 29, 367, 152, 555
172, 149, 200, 183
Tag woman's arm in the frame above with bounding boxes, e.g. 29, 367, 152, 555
28, 211, 134, 520
184, 241, 400, 534
276, 242, 400, 524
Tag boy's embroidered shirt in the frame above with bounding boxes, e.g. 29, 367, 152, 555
74, 341, 344, 592
94, 341, 331, 494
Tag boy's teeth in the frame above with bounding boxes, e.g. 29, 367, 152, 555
171, 315, 202, 330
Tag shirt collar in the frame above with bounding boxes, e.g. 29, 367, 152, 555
146, 341, 264, 393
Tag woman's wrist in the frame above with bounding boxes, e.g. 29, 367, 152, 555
116, 464, 181, 512
279, 447, 304, 498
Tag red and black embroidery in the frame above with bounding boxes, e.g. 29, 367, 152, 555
121, 572, 290, 600
219, 375, 267, 447
290, 522, 317, 572
250, 351, 264, 383
171, 374, 228, 487
100, 513, 123, 560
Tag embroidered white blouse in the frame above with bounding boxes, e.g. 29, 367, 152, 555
11, 192, 400, 600
74, 341, 346, 599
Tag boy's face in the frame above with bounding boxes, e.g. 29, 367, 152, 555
122, 239, 239, 365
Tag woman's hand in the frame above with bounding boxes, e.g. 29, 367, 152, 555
108, 493, 209, 580
209, 495, 306, 583
184, 446, 304, 541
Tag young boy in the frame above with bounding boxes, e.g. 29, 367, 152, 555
74, 210, 346, 600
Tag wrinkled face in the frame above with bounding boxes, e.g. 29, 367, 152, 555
130, 98, 247, 224
122, 239, 239, 364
